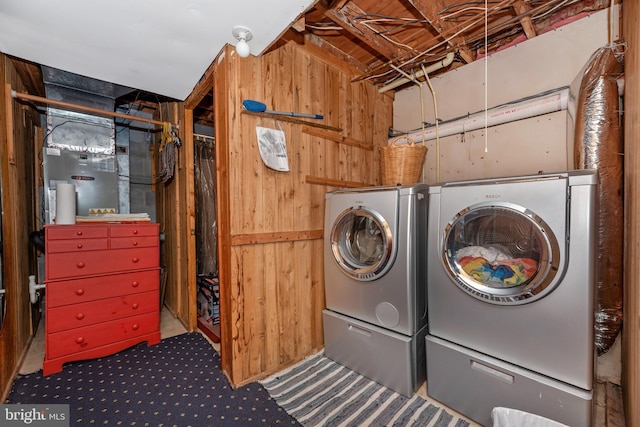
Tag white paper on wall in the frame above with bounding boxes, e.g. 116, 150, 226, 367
256, 124, 289, 172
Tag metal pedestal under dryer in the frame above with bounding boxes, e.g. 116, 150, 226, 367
425, 170, 597, 426
323, 184, 428, 397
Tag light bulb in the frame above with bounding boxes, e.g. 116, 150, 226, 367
236, 38, 250, 58
232, 26, 253, 59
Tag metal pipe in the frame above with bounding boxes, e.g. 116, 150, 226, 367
11, 89, 178, 128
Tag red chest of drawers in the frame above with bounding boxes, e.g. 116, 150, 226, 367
43, 223, 161, 376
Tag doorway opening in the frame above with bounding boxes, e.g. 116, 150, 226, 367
190, 87, 220, 346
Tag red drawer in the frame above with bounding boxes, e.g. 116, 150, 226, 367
47, 247, 159, 280
47, 290, 159, 333
46, 311, 159, 359
109, 224, 159, 238
47, 238, 108, 253
46, 269, 159, 307
110, 236, 158, 249
46, 225, 108, 240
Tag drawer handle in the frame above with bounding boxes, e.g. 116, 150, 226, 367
347, 324, 372, 338
133, 241, 138, 246
132, 303, 139, 309
470, 360, 515, 384
76, 231, 83, 236
76, 313, 85, 320
132, 324, 139, 330
132, 281, 139, 287
132, 257, 139, 263
77, 243, 83, 249
133, 230, 138, 235
75, 289, 85, 296
75, 337, 85, 344
77, 262, 85, 269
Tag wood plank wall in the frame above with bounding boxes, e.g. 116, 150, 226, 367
623, 1, 640, 425
155, 101, 195, 326
214, 42, 393, 385
0, 54, 40, 401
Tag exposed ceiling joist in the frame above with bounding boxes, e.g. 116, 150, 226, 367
9, 0, 616, 125
513, 0, 537, 39
408, 0, 475, 64
325, 3, 408, 61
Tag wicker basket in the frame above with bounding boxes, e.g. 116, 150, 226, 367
380, 136, 427, 185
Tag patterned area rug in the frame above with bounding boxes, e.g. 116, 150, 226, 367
6, 333, 300, 426
260, 352, 471, 427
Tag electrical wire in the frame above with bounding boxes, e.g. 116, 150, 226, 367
118, 173, 160, 185
306, 24, 343, 31
42, 119, 75, 146
352, 15, 427, 52
484, 0, 489, 153
439, 1, 501, 14
359, 21, 419, 51
363, 0, 514, 83
359, 0, 583, 86
421, 64, 440, 182
532, 0, 580, 20
353, 14, 426, 34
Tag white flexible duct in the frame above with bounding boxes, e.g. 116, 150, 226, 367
403, 87, 570, 142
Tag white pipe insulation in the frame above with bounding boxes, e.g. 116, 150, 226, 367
29, 275, 45, 304
378, 52, 456, 94
403, 87, 570, 143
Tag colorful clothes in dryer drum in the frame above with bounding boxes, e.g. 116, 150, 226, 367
456, 247, 538, 287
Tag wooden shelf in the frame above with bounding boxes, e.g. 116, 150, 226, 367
197, 318, 220, 343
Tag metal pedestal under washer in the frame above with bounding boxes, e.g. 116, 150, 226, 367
425, 170, 597, 427
323, 184, 428, 397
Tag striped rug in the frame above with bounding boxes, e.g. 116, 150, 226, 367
260, 351, 471, 427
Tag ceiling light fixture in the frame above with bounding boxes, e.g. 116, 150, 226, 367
232, 25, 253, 58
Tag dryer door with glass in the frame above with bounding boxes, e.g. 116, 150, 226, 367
330, 205, 395, 281
442, 201, 562, 305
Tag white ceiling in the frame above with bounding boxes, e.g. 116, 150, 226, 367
0, 0, 316, 100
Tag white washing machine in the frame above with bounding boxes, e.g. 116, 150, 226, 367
425, 170, 597, 427
426, 171, 597, 425
323, 184, 428, 397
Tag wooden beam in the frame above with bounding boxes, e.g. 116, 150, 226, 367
408, 0, 475, 63
183, 105, 198, 330
623, 0, 640, 423
305, 175, 374, 188
355, 0, 515, 83
185, 58, 215, 110
513, 0, 537, 39
303, 34, 368, 74
4, 84, 15, 164
291, 16, 305, 32
278, 27, 306, 46
324, 3, 407, 61
231, 230, 323, 246
241, 109, 342, 132
301, 125, 372, 150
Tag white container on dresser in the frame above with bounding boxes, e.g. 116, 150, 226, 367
43, 222, 161, 376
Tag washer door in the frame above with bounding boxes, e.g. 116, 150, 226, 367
443, 202, 561, 305
330, 206, 394, 281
